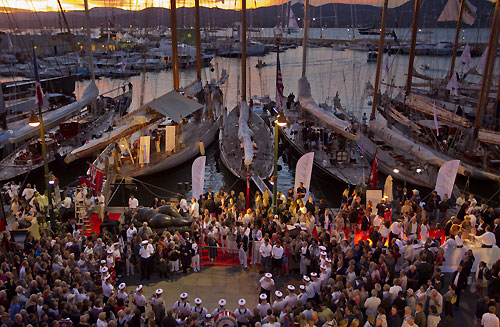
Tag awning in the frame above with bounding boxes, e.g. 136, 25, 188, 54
145, 90, 203, 122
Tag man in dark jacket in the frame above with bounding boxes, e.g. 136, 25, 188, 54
452, 265, 468, 307
179, 239, 192, 274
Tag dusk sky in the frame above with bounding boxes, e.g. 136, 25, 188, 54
3, 0, 409, 12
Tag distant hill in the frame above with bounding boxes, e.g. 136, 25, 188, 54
0, 0, 495, 30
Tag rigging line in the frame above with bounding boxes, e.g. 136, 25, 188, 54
132, 177, 185, 197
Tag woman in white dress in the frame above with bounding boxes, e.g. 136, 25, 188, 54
420, 219, 429, 243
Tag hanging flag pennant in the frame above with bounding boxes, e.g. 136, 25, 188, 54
457, 44, 472, 71
191, 156, 206, 201
435, 160, 461, 199
446, 73, 459, 96
433, 102, 440, 137
276, 48, 285, 110
478, 46, 488, 73
438, 0, 477, 25
368, 148, 379, 188
32, 47, 44, 107
294, 152, 314, 203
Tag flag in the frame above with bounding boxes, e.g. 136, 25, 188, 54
438, 0, 477, 25
458, 44, 471, 71
433, 102, 440, 136
89, 164, 104, 192
446, 72, 459, 96
32, 47, 44, 107
391, 30, 400, 46
368, 148, 378, 187
7, 33, 13, 51
478, 46, 488, 73
191, 156, 206, 201
276, 49, 284, 109
294, 152, 314, 204
435, 160, 461, 199
245, 169, 250, 210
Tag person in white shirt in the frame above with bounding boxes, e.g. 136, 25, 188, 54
481, 306, 499, 327
364, 290, 381, 317
250, 225, 263, 265
259, 239, 272, 272
212, 299, 227, 317
256, 294, 271, 317
456, 194, 466, 209
128, 194, 139, 210
271, 241, 284, 275
190, 198, 200, 218
191, 298, 207, 319
133, 285, 147, 313
389, 221, 403, 243
284, 285, 297, 308
259, 273, 275, 300
272, 291, 286, 312
442, 236, 457, 248
96, 191, 105, 221
234, 298, 252, 325
126, 223, 137, 243
139, 240, 154, 280
474, 227, 496, 248
173, 293, 191, 316
22, 184, 36, 201
117, 283, 129, 305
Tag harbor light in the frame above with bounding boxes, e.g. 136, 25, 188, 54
275, 114, 288, 127
393, 168, 400, 174
416, 168, 422, 173
28, 112, 40, 127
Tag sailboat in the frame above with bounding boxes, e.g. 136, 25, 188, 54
0, 4, 133, 182
372, 0, 500, 183
73, 0, 221, 181
218, 0, 274, 194
279, 0, 367, 186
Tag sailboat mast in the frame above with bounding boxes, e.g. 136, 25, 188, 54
195, 0, 202, 80
301, 0, 310, 78
405, 0, 421, 95
171, 0, 180, 89
370, 0, 389, 120
84, 0, 95, 83
448, 0, 465, 79
475, 0, 500, 130
241, 0, 247, 102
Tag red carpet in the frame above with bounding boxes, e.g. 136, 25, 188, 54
89, 213, 121, 235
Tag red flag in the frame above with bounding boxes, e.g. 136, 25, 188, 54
89, 164, 104, 192
245, 169, 250, 210
276, 48, 284, 109
33, 48, 44, 107
368, 148, 378, 187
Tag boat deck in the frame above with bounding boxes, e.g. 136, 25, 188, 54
118, 118, 218, 177
220, 107, 273, 180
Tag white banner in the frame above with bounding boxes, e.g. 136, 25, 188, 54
191, 156, 206, 201
435, 160, 461, 199
294, 152, 314, 202
165, 125, 176, 152
139, 136, 150, 164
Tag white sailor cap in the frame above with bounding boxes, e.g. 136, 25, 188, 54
320, 251, 327, 256
320, 264, 327, 270
259, 294, 267, 300
238, 298, 246, 306
156, 289, 163, 296
180, 293, 188, 299
195, 298, 202, 305
218, 299, 226, 306
325, 258, 332, 263
114, 242, 120, 247
107, 250, 113, 255
103, 273, 110, 280
136, 285, 143, 292
310, 272, 318, 277
141, 240, 148, 245
299, 285, 306, 290
100, 267, 108, 274
265, 273, 272, 278
275, 291, 283, 298
287, 285, 295, 291
319, 246, 327, 251
100, 260, 106, 265
118, 283, 126, 290
205, 314, 212, 319
303, 275, 310, 282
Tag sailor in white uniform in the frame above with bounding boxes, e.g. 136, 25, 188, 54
117, 283, 129, 305
297, 285, 308, 306
257, 294, 271, 317
234, 298, 252, 327
151, 289, 166, 322
319, 264, 329, 286
304, 275, 315, 300
272, 291, 286, 312
191, 298, 208, 321
212, 299, 227, 317
284, 285, 297, 309
173, 293, 191, 316
133, 285, 147, 313
310, 272, 321, 294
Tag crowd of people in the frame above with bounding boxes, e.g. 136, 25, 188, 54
1, 179, 500, 327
